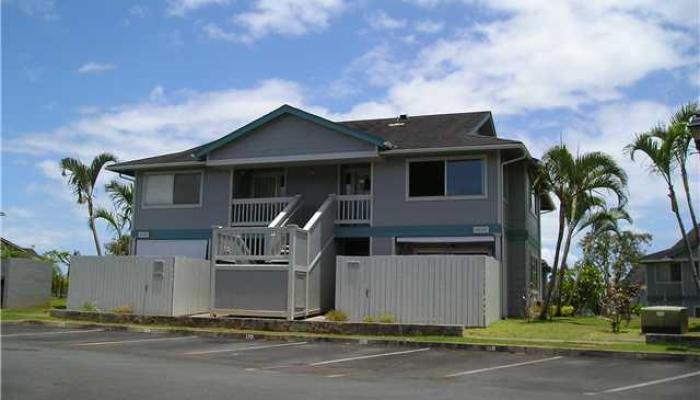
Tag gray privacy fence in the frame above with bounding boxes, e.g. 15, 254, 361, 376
1, 258, 52, 309
336, 255, 501, 327
68, 256, 210, 316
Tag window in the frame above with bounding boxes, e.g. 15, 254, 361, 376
408, 158, 485, 199
656, 263, 682, 283
144, 172, 202, 207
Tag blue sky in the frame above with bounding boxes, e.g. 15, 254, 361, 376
1, 0, 699, 263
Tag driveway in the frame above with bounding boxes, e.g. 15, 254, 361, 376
2, 324, 699, 399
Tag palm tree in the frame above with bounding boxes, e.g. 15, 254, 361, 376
666, 103, 699, 246
626, 126, 700, 291
95, 180, 133, 255
59, 153, 117, 256
537, 146, 628, 319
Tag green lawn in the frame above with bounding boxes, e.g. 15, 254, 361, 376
0, 298, 66, 321
456, 316, 700, 354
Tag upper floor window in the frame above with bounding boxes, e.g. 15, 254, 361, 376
656, 262, 682, 283
408, 158, 485, 199
143, 172, 202, 207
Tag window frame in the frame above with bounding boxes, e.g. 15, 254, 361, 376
141, 170, 204, 209
655, 262, 682, 283
405, 155, 487, 201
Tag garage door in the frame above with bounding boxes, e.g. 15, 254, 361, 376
136, 240, 208, 259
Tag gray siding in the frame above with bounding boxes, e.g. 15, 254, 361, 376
372, 153, 499, 227
213, 269, 288, 312
208, 114, 375, 160
645, 256, 699, 316
336, 255, 501, 326
1, 258, 52, 309
133, 168, 230, 231
286, 165, 338, 223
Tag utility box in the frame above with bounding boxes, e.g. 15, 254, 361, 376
641, 306, 688, 334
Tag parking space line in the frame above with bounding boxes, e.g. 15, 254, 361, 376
584, 370, 700, 396
1, 329, 104, 338
73, 336, 197, 346
310, 347, 431, 366
183, 341, 308, 355
444, 356, 564, 378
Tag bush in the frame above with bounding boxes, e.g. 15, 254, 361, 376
112, 304, 134, 314
560, 305, 575, 317
377, 313, 395, 323
81, 301, 98, 312
325, 309, 348, 322
362, 315, 376, 323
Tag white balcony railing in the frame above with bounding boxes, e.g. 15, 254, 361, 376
335, 194, 371, 224
230, 196, 296, 226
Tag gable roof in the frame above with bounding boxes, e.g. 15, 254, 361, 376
108, 106, 524, 173
192, 104, 390, 158
641, 225, 700, 262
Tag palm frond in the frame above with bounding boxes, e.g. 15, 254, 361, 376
89, 153, 118, 187
59, 157, 91, 204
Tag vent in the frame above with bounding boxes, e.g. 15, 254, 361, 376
387, 114, 408, 127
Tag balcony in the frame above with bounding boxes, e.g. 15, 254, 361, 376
335, 194, 371, 224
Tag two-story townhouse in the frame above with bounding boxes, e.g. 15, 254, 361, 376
108, 105, 553, 319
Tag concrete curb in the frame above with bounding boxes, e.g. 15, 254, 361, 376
49, 310, 464, 337
7, 319, 700, 363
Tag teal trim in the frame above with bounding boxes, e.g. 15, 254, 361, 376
335, 224, 502, 238
132, 229, 212, 240
193, 104, 388, 158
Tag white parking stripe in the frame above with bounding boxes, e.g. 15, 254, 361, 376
310, 348, 431, 366
1, 329, 104, 338
73, 336, 196, 346
444, 356, 564, 378
183, 341, 308, 355
584, 370, 700, 396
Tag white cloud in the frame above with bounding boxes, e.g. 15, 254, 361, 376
77, 62, 117, 75
367, 10, 406, 30
166, 0, 230, 17
11, 0, 58, 20
5, 79, 310, 162
340, 0, 696, 117
415, 19, 443, 33
205, 0, 345, 43
148, 85, 166, 102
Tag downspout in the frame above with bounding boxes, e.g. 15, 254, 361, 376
499, 148, 528, 318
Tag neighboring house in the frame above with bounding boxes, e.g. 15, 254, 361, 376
641, 226, 700, 317
108, 105, 553, 319
1, 237, 39, 258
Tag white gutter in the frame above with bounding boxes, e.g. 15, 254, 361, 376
107, 160, 206, 172
380, 143, 530, 157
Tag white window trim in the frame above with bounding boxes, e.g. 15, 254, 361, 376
141, 170, 204, 209
404, 155, 488, 201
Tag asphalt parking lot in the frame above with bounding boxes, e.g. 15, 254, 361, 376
2, 324, 699, 399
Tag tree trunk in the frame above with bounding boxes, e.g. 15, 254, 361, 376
679, 163, 699, 245
539, 205, 566, 319
669, 185, 700, 291
87, 201, 102, 256
556, 227, 576, 315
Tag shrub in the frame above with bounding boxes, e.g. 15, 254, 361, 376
362, 315, 376, 323
325, 309, 348, 322
112, 304, 134, 314
377, 313, 395, 323
81, 301, 98, 312
560, 305, 575, 317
